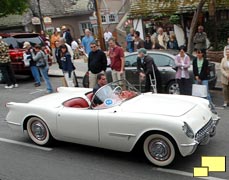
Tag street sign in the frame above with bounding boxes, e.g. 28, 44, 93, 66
31, 17, 41, 25
89, 16, 97, 25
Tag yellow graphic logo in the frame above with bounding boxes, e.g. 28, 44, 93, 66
193, 156, 226, 177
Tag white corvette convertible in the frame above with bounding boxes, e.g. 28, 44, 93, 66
6, 80, 220, 166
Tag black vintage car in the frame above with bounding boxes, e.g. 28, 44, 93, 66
83, 50, 217, 94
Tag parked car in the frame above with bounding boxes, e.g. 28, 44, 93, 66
83, 50, 217, 94
6, 80, 220, 166
1, 33, 51, 75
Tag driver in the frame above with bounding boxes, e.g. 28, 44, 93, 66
93, 73, 107, 105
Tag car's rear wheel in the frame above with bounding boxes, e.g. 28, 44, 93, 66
143, 134, 176, 166
27, 117, 52, 146
167, 81, 180, 94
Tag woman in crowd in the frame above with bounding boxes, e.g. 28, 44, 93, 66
144, 35, 152, 50
174, 45, 191, 95
167, 34, 179, 50
31, 44, 53, 93
59, 44, 75, 87
220, 47, 229, 107
192, 48, 212, 102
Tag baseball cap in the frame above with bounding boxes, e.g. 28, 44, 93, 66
23, 41, 31, 48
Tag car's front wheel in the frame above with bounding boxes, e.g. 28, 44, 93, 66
143, 134, 176, 166
167, 81, 180, 94
27, 117, 52, 146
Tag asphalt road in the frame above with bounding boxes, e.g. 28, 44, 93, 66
0, 76, 228, 180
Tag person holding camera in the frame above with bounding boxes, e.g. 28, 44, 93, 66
31, 44, 53, 93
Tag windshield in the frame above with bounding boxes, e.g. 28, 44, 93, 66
92, 80, 140, 108
2, 36, 44, 49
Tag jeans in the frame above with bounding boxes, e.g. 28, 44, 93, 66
39, 66, 53, 92
0, 62, 16, 86
194, 80, 212, 102
30, 66, 41, 84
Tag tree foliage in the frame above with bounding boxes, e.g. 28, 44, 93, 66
0, 0, 29, 18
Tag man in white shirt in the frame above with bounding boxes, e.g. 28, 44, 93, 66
156, 27, 169, 49
103, 28, 113, 50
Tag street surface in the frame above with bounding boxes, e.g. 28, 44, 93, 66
0, 75, 228, 180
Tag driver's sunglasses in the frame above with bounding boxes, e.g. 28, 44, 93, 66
90, 45, 97, 48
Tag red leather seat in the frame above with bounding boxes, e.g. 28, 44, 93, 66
86, 92, 94, 101
63, 98, 89, 108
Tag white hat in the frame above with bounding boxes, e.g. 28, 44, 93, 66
56, 27, 61, 32
61, 25, 67, 30
0, 36, 2, 40
23, 41, 31, 48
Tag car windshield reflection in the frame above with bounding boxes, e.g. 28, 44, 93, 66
91, 80, 140, 109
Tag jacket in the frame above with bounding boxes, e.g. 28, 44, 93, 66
61, 52, 75, 72
193, 57, 209, 80
220, 57, 229, 85
0, 41, 11, 64
175, 54, 190, 79
137, 55, 159, 76
193, 32, 207, 50
88, 49, 107, 74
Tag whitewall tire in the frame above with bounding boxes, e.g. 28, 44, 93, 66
143, 134, 176, 166
27, 117, 52, 146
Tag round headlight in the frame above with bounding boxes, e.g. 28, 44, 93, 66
182, 122, 194, 139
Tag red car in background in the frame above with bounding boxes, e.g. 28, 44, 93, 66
1, 33, 52, 75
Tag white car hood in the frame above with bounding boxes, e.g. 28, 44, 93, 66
121, 93, 197, 117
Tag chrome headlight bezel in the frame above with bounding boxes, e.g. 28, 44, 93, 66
182, 122, 194, 139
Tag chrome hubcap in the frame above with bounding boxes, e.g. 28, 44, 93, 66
169, 84, 180, 94
31, 121, 47, 141
148, 140, 170, 161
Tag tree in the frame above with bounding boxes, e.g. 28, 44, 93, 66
187, 0, 207, 54
0, 0, 29, 18
129, 0, 229, 52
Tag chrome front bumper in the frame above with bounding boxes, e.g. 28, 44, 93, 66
180, 116, 220, 156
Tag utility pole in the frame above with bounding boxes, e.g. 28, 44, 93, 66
37, 0, 44, 31
94, 0, 105, 51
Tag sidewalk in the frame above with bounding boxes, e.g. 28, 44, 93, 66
48, 58, 87, 78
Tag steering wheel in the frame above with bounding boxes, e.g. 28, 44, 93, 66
113, 86, 122, 95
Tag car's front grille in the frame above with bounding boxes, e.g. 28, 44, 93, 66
195, 119, 213, 143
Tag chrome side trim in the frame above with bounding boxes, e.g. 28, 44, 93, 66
6, 121, 21, 126
109, 132, 136, 140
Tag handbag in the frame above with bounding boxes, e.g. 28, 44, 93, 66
192, 84, 208, 97
23, 53, 31, 67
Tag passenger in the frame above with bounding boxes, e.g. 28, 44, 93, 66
92, 73, 107, 105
